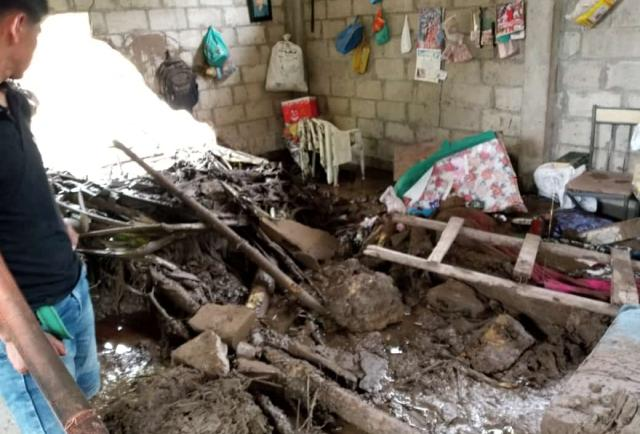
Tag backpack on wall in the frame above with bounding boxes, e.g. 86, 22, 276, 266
156, 51, 199, 112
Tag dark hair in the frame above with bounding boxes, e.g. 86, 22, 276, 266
0, 0, 49, 24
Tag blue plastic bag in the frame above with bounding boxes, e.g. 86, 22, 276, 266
203, 26, 229, 68
370, 0, 382, 3
336, 17, 364, 55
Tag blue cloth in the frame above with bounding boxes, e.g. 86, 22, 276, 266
0, 266, 100, 433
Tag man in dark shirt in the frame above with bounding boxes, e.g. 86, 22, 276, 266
0, 2, 100, 433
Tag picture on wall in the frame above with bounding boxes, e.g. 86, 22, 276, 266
247, 0, 273, 22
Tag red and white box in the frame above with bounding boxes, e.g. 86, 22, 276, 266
281, 97, 319, 124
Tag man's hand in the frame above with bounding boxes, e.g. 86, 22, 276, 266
5, 333, 66, 374
65, 224, 79, 250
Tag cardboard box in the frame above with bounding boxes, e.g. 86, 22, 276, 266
394, 142, 439, 180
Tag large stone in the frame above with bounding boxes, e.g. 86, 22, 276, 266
171, 331, 230, 377
189, 304, 257, 348
359, 350, 388, 393
426, 280, 486, 318
318, 259, 405, 333
468, 314, 535, 374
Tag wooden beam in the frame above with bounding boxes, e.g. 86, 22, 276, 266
610, 248, 639, 305
392, 214, 640, 272
364, 245, 618, 317
428, 217, 464, 263
513, 233, 541, 282
580, 218, 640, 246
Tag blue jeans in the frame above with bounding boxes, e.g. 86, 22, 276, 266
0, 267, 100, 433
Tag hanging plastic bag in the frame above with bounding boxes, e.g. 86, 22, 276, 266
567, 0, 617, 28
372, 9, 390, 46
369, 0, 382, 4
352, 40, 371, 74
336, 17, 364, 55
401, 15, 412, 54
266, 34, 308, 93
203, 26, 229, 68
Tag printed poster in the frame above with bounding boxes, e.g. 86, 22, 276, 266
415, 49, 442, 83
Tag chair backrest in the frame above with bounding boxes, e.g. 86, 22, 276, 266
589, 106, 640, 172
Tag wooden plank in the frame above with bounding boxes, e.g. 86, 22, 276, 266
513, 233, 541, 281
565, 171, 632, 197
580, 218, 640, 245
364, 245, 619, 317
392, 214, 640, 272
427, 217, 464, 263
610, 248, 639, 305
595, 108, 640, 125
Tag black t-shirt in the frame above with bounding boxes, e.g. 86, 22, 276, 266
0, 82, 81, 308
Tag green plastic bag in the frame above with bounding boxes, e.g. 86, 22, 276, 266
375, 23, 390, 45
203, 26, 229, 68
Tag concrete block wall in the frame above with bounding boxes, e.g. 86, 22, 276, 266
49, 0, 290, 155
552, 0, 640, 171
304, 0, 526, 165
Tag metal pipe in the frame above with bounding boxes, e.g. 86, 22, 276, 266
0, 255, 108, 433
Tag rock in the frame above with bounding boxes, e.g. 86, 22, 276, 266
188, 304, 257, 348
236, 342, 259, 360
426, 279, 486, 318
236, 358, 281, 381
171, 331, 230, 377
319, 259, 405, 333
469, 314, 535, 374
359, 350, 388, 393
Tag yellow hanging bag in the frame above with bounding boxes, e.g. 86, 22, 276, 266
352, 40, 371, 75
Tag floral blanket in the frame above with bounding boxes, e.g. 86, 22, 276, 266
403, 137, 527, 213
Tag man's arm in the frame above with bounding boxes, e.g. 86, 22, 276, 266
0, 253, 66, 374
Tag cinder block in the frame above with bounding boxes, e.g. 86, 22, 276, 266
383, 0, 414, 13
224, 7, 251, 26
331, 77, 356, 98
267, 25, 286, 44
444, 61, 482, 84
245, 100, 274, 120
558, 118, 592, 147
237, 26, 267, 45
441, 104, 481, 131
352, 99, 376, 119
384, 81, 414, 103
482, 109, 522, 137
356, 80, 383, 100
165, 0, 199, 6
353, 0, 377, 16
607, 62, 640, 91
200, 0, 232, 5
483, 61, 524, 86
49, 0, 69, 12
561, 61, 604, 90
377, 101, 406, 122
189, 304, 258, 348
177, 29, 202, 50
238, 119, 269, 138
241, 64, 267, 83
443, 82, 492, 108
232, 86, 249, 104
186, 7, 223, 29
333, 116, 357, 130
149, 9, 187, 30
326, 0, 352, 18
358, 118, 384, 139
611, 0, 640, 27
171, 331, 230, 377
198, 87, 233, 110
376, 59, 406, 80
89, 12, 108, 35
386, 122, 415, 143
567, 91, 622, 118
129, 0, 161, 6
328, 97, 350, 115
583, 28, 640, 59
495, 87, 524, 112
309, 74, 331, 95
413, 82, 441, 104
323, 19, 347, 40
408, 103, 438, 126
105, 10, 148, 33
559, 32, 581, 59
214, 105, 246, 126
230, 47, 261, 67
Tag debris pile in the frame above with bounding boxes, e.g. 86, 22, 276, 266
52, 146, 610, 434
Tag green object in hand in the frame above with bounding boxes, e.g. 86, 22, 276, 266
36, 306, 72, 341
